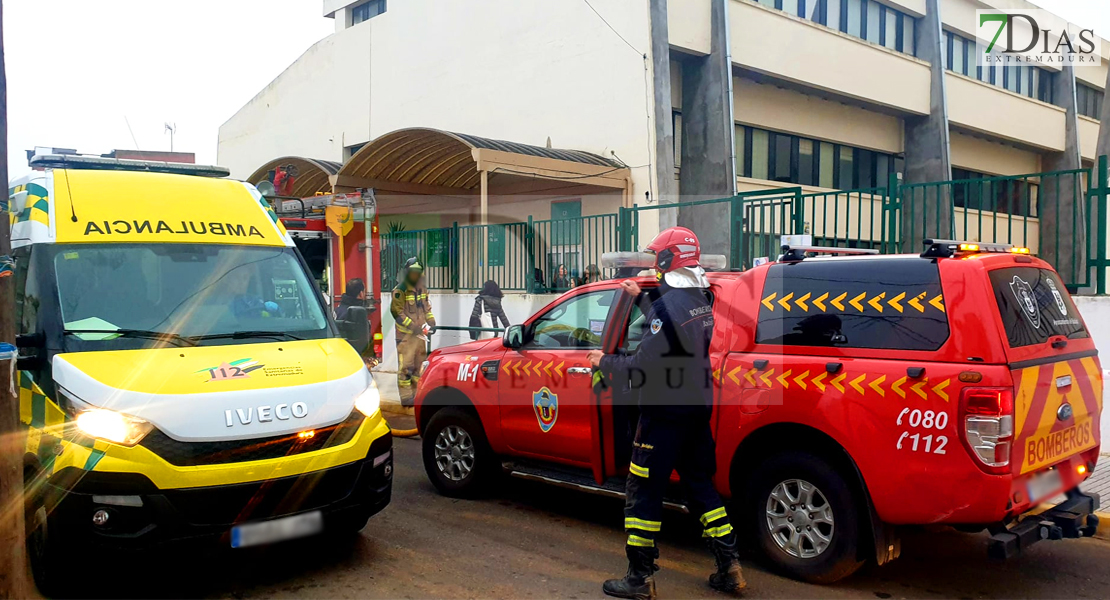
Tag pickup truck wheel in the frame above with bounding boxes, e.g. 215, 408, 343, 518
749, 452, 864, 584
422, 408, 492, 498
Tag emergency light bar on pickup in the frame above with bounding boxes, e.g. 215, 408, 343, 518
601, 252, 727, 271
922, 238, 1032, 258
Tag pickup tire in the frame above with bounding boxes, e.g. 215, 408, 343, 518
747, 452, 865, 584
422, 407, 494, 498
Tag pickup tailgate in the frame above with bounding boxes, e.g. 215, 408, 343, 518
987, 266, 1102, 488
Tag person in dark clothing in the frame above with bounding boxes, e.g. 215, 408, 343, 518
551, 264, 575, 290
581, 263, 603, 285
468, 280, 511, 340
588, 227, 745, 600
335, 278, 366, 321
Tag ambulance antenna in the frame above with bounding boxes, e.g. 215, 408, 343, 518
61, 167, 78, 222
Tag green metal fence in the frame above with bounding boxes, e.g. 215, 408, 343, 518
381, 214, 621, 293
380, 157, 1110, 294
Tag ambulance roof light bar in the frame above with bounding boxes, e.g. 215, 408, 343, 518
29, 154, 231, 178
921, 238, 1031, 258
779, 245, 879, 263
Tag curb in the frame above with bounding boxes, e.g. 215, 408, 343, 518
381, 401, 414, 417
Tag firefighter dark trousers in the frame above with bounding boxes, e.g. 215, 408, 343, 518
396, 334, 427, 406
623, 411, 734, 551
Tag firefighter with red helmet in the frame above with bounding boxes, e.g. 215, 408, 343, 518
588, 227, 745, 599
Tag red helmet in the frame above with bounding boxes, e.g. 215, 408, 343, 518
647, 227, 701, 273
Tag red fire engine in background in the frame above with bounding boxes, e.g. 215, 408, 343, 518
277, 191, 385, 359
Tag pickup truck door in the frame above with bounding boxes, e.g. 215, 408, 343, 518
498, 288, 618, 466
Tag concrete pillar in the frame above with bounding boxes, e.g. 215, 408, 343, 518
901, 0, 952, 251
1096, 65, 1110, 159
648, 0, 678, 230
677, 0, 736, 257
1040, 64, 1085, 285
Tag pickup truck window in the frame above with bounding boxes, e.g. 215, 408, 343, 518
525, 289, 616, 349
989, 267, 1087, 348
756, 258, 949, 351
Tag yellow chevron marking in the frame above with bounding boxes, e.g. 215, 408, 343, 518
712, 368, 721, 382
744, 369, 758, 387
908, 292, 927, 313
794, 370, 810, 391
868, 292, 886, 313
525, 360, 536, 377
727, 365, 744, 386
813, 292, 829, 312
830, 373, 847, 393
796, 293, 811, 312
932, 378, 951, 402
831, 292, 847, 311
778, 292, 794, 312
762, 292, 777, 312
554, 361, 565, 379
760, 368, 775, 388
777, 369, 793, 389
502, 360, 513, 375
869, 375, 887, 397
929, 294, 946, 313
910, 379, 929, 399
850, 373, 867, 395
850, 292, 867, 312
544, 362, 553, 377
888, 291, 906, 313
891, 376, 907, 398
811, 372, 828, 392
513, 361, 522, 376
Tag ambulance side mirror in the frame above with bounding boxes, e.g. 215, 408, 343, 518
15, 332, 46, 371
503, 325, 524, 350
340, 306, 371, 355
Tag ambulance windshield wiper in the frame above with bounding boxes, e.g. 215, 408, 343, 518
187, 330, 305, 342
64, 329, 199, 346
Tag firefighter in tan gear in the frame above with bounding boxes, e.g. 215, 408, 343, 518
391, 258, 436, 405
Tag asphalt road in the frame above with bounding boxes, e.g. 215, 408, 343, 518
86, 432, 1110, 599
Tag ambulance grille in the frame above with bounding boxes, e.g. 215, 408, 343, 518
139, 412, 365, 466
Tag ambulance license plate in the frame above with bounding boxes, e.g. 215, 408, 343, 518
231, 511, 323, 548
1026, 469, 1063, 504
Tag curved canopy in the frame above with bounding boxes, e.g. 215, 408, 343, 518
338, 128, 623, 191
246, 156, 341, 198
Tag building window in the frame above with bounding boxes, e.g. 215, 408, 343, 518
952, 168, 1038, 218
351, 0, 385, 25
735, 124, 903, 190
944, 30, 1053, 103
764, 0, 918, 57
672, 110, 683, 168
1077, 83, 1104, 120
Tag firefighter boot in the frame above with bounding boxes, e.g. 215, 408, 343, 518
708, 533, 746, 594
602, 545, 659, 600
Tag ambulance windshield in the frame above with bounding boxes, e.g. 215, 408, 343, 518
52, 243, 330, 348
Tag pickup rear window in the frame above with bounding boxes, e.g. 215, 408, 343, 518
989, 267, 1087, 348
756, 258, 949, 351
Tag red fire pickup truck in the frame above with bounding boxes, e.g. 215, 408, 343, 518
413, 240, 1102, 583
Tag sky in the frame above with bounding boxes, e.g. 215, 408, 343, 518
5, 0, 334, 179
2, 0, 1108, 180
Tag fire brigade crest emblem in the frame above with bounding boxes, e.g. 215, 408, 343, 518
1009, 275, 1041, 329
532, 387, 559, 432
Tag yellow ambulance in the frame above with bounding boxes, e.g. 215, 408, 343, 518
9, 155, 391, 590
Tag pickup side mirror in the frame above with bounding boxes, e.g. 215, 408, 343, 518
503, 324, 524, 350
15, 332, 46, 371
339, 306, 371, 355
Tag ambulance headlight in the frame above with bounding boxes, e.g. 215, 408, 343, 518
60, 389, 152, 446
76, 410, 153, 446
354, 380, 381, 417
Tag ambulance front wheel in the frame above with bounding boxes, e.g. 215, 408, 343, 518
422, 407, 494, 498
25, 472, 65, 596
748, 452, 865, 584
